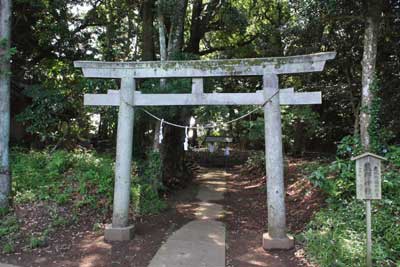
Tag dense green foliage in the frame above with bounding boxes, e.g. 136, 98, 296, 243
134, 151, 167, 214
10, 149, 165, 214
9, 0, 400, 154
244, 151, 266, 175
0, 149, 165, 253
301, 140, 400, 266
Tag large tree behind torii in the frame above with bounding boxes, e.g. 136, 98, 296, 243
0, 0, 12, 209
153, 0, 258, 186
360, 0, 382, 151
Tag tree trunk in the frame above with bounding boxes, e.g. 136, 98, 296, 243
139, 0, 158, 153
0, 0, 12, 209
186, 0, 203, 54
152, 11, 168, 151
141, 0, 155, 61
167, 0, 188, 56
160, 108, 191, 188
186, 0, 221, 55
360, 0, 381, 151
158, 0, 190, 187
158, 12, 167, 62
345, 66, 360, 136
293, 121, 305, 157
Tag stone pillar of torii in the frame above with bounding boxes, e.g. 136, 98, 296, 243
74, 52, 335, 249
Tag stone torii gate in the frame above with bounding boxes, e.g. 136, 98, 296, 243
74, 52, 335, 249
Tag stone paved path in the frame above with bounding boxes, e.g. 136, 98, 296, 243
148, 169, 228, 267
0, 263, 20, 267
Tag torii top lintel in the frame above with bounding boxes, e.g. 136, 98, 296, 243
74, 52, 336, 79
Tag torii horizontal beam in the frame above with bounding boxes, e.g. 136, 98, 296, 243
83, 89, 321, 106
74, 52, 336, 78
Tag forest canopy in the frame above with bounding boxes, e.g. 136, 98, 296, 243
7, 0, 399, 154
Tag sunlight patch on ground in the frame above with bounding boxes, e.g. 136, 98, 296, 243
79, 236, 111, 250
236, 250, 270, 267
208, 233, 225, 246
79, 254, 101, 267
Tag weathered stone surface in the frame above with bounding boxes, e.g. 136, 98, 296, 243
74, 52, 336, 78
83, 89, 321, 107
0, 264, 21, 267
194, 202, 224, 220
112, 78, 135, 228
104, 224, 134, 241
264, 74, 287, 239
148, 170, 226, 267
192, 78, 204, 94
262, 233, 294, 250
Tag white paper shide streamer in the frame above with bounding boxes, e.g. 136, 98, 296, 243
159, 119, 164, 144
183, 126, 189, 151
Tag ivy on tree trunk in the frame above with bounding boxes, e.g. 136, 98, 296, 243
360, 0, 381, 152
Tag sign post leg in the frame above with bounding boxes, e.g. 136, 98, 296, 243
262, 74, 294, 250
105, 77, 135, 241
366, 200, 372, 267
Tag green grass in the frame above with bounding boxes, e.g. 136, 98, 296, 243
299, 200, 399, 266
2, 242, 15, 254
10, 148, 166, 214
1, 148, 167, 250
0, 214, 19, 253
28, 235, 47, 249
0, 215, 19, 238
11, 149, 114, 207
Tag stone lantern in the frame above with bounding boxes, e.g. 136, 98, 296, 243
351, 152, 386, 200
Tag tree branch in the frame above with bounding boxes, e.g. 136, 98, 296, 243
71, 0, 103, 35
199, 34, 259, 56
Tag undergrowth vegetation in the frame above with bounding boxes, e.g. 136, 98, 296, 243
243, 151, 265, 175
0, 149, 166, 253
300, 136, 400, 267
10, 148, 166, 213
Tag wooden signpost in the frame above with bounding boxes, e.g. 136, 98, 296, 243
75, 52, 336, 249
352, 152, 386, 267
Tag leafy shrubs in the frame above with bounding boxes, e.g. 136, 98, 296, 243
16, 60, 117, 145
302, 137, 400, 266
0, 215, 19, 239
307, 159, 355, 201
10, 149, 166, 214
300, 202, 365, 266
307, 135, 361, 201
1, 149, 166, 252
0, 215, 19, 254
11, 149, 115, 208
28, 235, 47, 249
244, 151, 265, 175
134, 151, 167, 214
300, 200, 399, 266
2, 242, 14, 254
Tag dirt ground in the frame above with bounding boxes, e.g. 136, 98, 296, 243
221, 159, 324, 267
1, 159, 323, 267
0, 184, 199, 267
